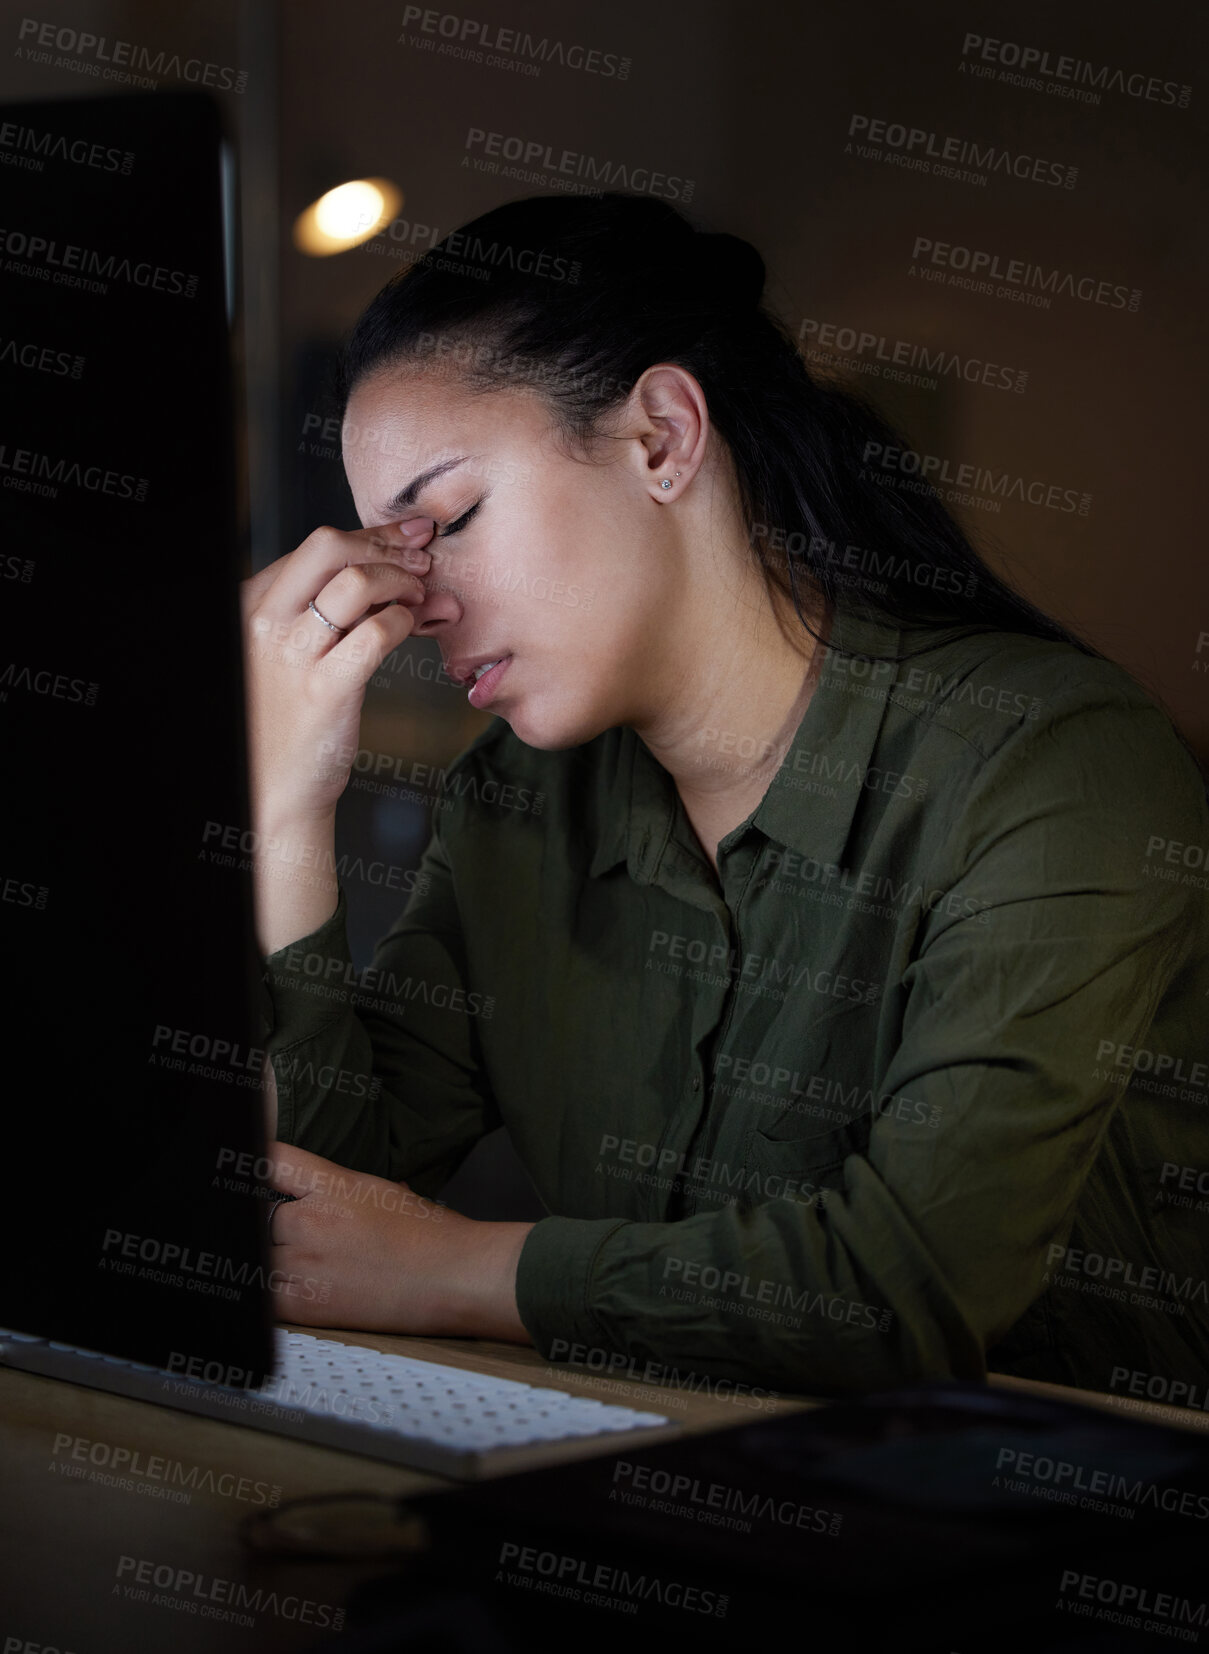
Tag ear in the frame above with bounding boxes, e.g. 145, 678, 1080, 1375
628, 364, 711, 502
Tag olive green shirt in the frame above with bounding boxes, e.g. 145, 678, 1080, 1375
260, 600, 1209, 1400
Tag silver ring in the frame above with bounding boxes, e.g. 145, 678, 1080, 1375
267, 1196, 289, 1243
308, 599, 347, 635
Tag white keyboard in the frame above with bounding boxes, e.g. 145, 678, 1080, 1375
0, 1327, 677, 1478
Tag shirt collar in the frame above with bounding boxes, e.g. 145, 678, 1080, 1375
587, 598, 906, 881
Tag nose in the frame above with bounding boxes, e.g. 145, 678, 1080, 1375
407, 566, 463, 636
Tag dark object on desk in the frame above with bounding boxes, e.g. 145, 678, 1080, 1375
318, 1378, 1208, 1652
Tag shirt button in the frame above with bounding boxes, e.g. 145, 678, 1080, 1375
692, 1076, 701, 1090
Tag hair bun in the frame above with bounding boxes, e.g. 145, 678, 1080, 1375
696, 230, 765, 314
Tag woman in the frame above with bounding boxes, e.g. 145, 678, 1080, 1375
244, 191, 1209, 1401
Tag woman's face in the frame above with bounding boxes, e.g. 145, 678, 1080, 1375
343, 364, 692, 750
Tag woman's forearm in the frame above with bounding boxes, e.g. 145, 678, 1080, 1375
446, 1220, 537, 1344
252, 815, 339, 958
264, 1141, 537, 1343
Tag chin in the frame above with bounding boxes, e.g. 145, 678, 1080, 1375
502, 691, 610, 753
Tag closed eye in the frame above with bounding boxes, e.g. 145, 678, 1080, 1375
437, 500, 482, 538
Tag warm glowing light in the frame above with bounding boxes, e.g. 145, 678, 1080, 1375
316, 181, 383, 237
293, 177, 403, 256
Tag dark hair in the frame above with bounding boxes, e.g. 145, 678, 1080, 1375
337, 191, 1100, 672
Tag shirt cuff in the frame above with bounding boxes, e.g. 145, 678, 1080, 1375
514, 1213, 632, 1358
259, 886, 354, 1050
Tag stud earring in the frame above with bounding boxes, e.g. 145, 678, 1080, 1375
660, 471, 682, 491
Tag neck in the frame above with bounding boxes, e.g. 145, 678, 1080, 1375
631, 567, 831, 843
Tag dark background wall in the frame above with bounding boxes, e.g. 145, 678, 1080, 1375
7, 0, 1206, 1218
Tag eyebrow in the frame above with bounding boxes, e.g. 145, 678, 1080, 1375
375, 455, 475, 520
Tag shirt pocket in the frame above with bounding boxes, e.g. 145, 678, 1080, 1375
739, 1110, 867, 1213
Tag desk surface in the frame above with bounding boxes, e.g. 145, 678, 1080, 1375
2, 1326, 1205, 1654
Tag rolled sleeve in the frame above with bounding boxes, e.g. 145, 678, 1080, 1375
260, 892, 356, 1055
514, 1215, 632, 1357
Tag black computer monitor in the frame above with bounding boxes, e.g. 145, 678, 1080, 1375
0, 89, 272, 1381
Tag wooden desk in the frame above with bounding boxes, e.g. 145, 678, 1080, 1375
1, 1326, 1204, 1654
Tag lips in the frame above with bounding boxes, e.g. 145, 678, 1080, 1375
446, 652, 512, 687
466, 655, 512, 709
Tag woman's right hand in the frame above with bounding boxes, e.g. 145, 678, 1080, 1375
240, 518, 436, 954
241, 518, 436, 832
